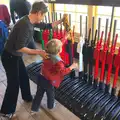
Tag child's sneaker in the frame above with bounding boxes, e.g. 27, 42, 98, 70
30, 111, 38, 115
53, 102, 56, 108
48, 102, 56, 110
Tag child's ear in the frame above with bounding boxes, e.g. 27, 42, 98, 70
59, 48, 62, 53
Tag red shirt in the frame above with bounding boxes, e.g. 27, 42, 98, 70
41, 58, 71, 88
0, 4, 10, 26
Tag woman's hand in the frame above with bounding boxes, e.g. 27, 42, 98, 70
38, 50, 49, 59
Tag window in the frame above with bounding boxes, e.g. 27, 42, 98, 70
114, 7, 120, 17
28, 0, 35, 4
76, 5, 88, 13
55, 4, 88, 34
97, 6, 112, 16
65, 4, 76, 12
76, 13, 87, 34
55, 4, 64, 11
97, 6, 112, 40
114, 7, 120, 42
0, 0, 9, 11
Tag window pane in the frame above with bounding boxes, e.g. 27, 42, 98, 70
76, 13, 87, 23
0, 0, 9, 11
65, 4, 76, 12
55, 4, 64, 11
116, 30, 120, 35
54, 11, 64, 17
97, 16, 111, 28
54, 12, 61, 20
115, 7, 120, 17
75, 23, 86, 34
0, 0, 9, 4
76, 5, 88, 13
116, 30, 120, 42
114, 18, 120, 30
71, 22, 76, 27
96, 16, 111, 39
75, 14, 87, 34
97, 6, 112, 15
28, 0, 35, 4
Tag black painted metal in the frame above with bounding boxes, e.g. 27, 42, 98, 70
88, 16, 97, 85
26, 61, 120, 120
82, 16, 91, 82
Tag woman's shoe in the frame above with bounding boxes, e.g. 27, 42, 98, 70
0, 113, 17, 120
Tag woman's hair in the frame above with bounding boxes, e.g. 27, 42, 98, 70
30, 1, 48, 14
45, 39, 62, 55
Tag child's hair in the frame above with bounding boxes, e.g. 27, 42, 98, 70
45, 39, 62, 55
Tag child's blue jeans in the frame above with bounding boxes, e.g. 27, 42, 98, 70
31, 74, 55, 111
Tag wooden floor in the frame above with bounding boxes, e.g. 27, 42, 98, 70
0, 43, 80, 120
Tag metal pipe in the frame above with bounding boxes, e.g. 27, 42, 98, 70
92, 17, 95, 40
48, 12, 50, 23
112, 20, 117, 45
109, 6, 115, 34
105, 19, 109, 42
80, 15, 82, 36
98, 18, 101, 40
85, 16, 88, 38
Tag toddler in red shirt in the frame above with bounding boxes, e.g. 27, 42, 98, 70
31, 39, 78, 114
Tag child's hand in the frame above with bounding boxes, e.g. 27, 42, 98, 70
69, 62, 79, 70
72, 62, 79, 69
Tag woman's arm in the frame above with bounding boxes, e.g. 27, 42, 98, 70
51, 19, 63, 28
18, 48, 48, 58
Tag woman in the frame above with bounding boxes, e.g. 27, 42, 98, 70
0, 1, 65, 120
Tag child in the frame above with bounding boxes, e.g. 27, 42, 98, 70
31, 39, 78, 114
